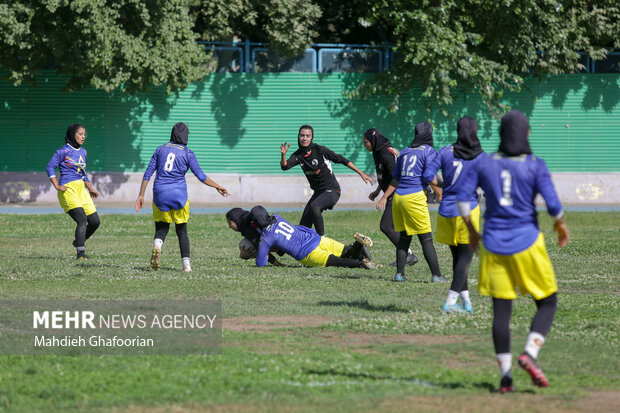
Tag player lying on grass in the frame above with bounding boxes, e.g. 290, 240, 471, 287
457, 110, 570, 393
226, 206, 381, 269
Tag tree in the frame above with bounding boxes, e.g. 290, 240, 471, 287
0, 0, 208, 93
356, 0, 620, 115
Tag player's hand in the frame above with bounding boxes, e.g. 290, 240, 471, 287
280, 142, 290, 154
135, 196, 144, 212
89, 189, 99, 198
57, 185, 67, 192
376, 197, 387, 211
554, 219, 570, 247
360, 173, 374, 185
468, 230, 480, 252
217, 187, 230, 197
368, 189, 380, 201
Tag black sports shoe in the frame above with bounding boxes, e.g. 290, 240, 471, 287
76, 251, 88, 261
390, 253, 419, 267
499, 374, 514, 393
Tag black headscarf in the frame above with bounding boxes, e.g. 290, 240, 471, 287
65, 123, 84, 148
410, 122, 434, 148
499, 110, 532, 156
453, 117, 483, 160
226, 208, 253, 237
363, 128, 391, 152
171, 122, 189, 145
297, 124, 315, 154
250, 205, 277, 229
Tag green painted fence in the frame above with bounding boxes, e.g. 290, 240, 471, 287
1, 72, 618, 174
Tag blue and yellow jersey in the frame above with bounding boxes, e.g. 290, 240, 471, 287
143, 142, 207, 211
436, 144, 483, 218
256, 214, 321, 267
393, 145, 438, 196
46, 144, 90, 186
457, 152, 563, 255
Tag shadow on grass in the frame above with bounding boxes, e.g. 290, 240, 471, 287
318, 299, 409, 313
304, 367, 497, 391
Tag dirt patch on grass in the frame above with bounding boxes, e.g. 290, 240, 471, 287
317, 331, 471, 346
224, 315, 331, 332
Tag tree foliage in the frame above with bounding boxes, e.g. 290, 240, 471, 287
0, 0, 208, 93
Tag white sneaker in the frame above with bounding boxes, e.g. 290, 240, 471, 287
182, 258, 192, 272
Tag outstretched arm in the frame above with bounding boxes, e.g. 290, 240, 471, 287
135, 180, 150, 211
376, 185, 396, 211
346, 162, 374, 185
203, 177, 229, 197
84, 180, 99, 198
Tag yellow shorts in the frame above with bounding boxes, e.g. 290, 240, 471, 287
58, 179, 97, 215
299, 236, 345, 267
436, 205, 480, 246
479, 232, 557, 300
392, 191, 432, 235
152, 200, 189, 224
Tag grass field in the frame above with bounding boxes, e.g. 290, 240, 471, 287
0, 210, 618, 412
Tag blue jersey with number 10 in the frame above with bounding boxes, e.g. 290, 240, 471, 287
457, 152, 563, 255
256, 214, 321, 267
143, 143, 207, 211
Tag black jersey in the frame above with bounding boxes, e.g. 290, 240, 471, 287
373, 146, 400, 194
282, 143, 350, 193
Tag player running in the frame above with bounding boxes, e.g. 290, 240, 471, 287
434, 117, 485, 313
135, 122, 229, 272
280, 125, 373, 236
242, 205, 380, 269
377, 122, 447, 283
363, 128, 419, 267
46, 123, 101, 260
457, 110, 570, 393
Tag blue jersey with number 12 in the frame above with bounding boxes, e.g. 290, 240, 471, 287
393, 145, 438, 195
143, 143, 207, 211
457, 152, 563, 255
256, 214, 321, 267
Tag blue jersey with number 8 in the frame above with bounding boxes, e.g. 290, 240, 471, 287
143, 142, 207, 211
256, 214, 321, 267
457, 152, 563, 255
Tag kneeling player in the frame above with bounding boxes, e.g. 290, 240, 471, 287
226, 208, 282, 266
228, 206, 380, 269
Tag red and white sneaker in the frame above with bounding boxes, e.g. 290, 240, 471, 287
353, 232, 373, 247
499, 374, 514, 394
518, 353, 550, 388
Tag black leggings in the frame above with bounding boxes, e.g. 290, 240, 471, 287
492, 293, 558, 354
154, 221, 190, 258
449, 244, 474, 292
299, 190, 340, 236
379, 197, 400, 246
325, 254, 365, 268
396, 231, 441, 276
67, 208, 100, 248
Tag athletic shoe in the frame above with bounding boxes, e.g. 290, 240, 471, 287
442, 302, 464, 314
462, 301, 473, 313
499, 374, 514, 393
393, 273, 406, 282
518, 352, 550, 388
431, 275, 449, 283
151, 248, 161, 271
353, 232, 373, 247
389, 253, 418, 267
76, 251, 88, 260
183, 262, 192, 272
361, 258, 382, 269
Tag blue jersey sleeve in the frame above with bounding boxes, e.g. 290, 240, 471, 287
188, 150, 207, 182
422, 149, 440, 185
143, 148, 159, 181
534, 158, 563, 217
46, 149, 63, 179
256, 238, 271, 267
393, 152, 403, 182
456, 161, 480, 207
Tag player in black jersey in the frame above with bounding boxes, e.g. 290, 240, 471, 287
280, 125, 373, 236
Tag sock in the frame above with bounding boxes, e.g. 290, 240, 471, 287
182, 257, 191, 269
76, 246, 85, 252
524, 331, 545, 359
445, 290, 459, 306
496, 353, 512, 378
407, 248, 413, 255
154, 238, 163, 250
460, 290, 471, 304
